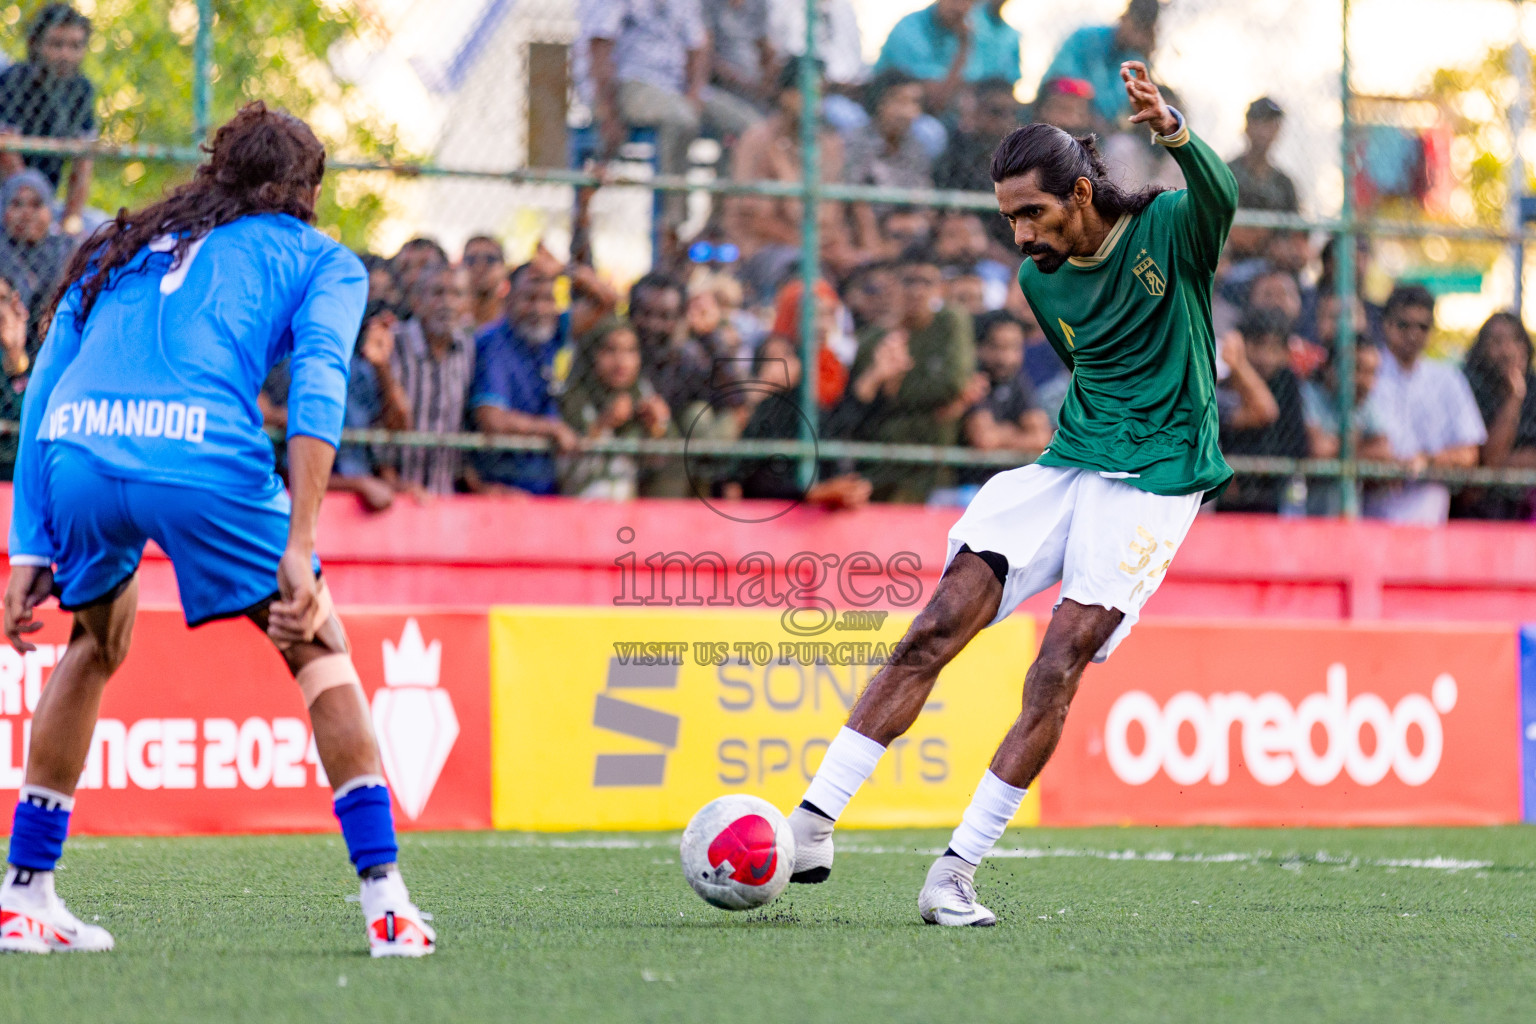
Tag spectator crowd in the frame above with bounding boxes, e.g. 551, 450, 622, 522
0, 2, 1533, 527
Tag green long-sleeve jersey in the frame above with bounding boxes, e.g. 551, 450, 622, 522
1020, 118, 1238, 498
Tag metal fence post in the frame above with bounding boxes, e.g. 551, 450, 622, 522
194, 0, 213, 140
1511, 0, 1529, 315
1336, 0, 1360, 519
796, 0, 822, 490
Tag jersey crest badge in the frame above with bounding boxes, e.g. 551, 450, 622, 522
1132, 250, 1166, 297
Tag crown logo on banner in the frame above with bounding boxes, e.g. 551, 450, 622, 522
382, 618, 442, 687
372, 618, 459, 820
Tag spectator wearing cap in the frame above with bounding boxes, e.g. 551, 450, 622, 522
1225, 96, 1300, 261
1030, 76, 1100, 137
847, 245, 978, 502
1038, 0, 1161, 126
461, 235, 508, 332
1364, 284, 1485, 525
876, 0, 1021, 117
0, 4, 95, 234
1228, 97, 1299, 213
469, 261, 580, 495
845, 70, 934, 256
726, 59, 847, 264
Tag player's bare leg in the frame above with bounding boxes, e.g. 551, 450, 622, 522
21, 581, 138, 795
0, 579, 138, 953
787, 552, 1002, 882
847, 553, 1004, 744
247, 599, 434, 958
987, 600, 1121, 789
918, 600, 1121, 926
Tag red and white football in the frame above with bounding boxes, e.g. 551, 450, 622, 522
680, 794, 797, 911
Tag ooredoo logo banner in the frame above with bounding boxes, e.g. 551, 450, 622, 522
1041, 621, 1520, 827
0, 609, 490, 835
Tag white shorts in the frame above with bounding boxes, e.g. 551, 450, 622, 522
943, 464, 1202, 663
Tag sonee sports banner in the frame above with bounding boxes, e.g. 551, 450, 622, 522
488, 606, 1042, 830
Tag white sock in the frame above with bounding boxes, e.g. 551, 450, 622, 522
946, 770, 1027, 865
2, 865, 55, 908
18, 784, 74, 812
359, 865, 409, 921
801, 727, 886, 821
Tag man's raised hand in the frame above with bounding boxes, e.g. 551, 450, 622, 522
1121, 61, 1179, 137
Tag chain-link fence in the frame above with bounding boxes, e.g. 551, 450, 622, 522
1, 0, 1534, 524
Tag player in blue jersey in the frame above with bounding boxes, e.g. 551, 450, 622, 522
0, 104, 433, 957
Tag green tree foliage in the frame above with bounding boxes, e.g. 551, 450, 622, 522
3, 0, 402, 248
1428, 45, 1519, 229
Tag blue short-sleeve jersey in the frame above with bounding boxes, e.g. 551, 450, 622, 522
9, 213, 366, 563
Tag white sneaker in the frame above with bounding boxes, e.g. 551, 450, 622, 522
0, 872, 114, 953
361, 869, 435, 958
788, 806, 834, 884
918, 855, 997, 927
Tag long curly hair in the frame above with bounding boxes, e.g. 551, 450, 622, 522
51, 101, 326, 328
991, 122, 1167, 219
1464, 311, 1533, 407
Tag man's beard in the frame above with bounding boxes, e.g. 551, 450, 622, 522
516, 317, 557, 346
1019, 243, 1068, 274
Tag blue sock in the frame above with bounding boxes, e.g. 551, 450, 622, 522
8, 787, 74, 872
332, 777, 398, 876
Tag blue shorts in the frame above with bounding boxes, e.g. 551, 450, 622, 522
43, 443, 315, 626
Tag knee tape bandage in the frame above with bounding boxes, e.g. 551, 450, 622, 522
295, 653, 361, 707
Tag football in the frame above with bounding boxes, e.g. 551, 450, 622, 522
679, 795, 797, 911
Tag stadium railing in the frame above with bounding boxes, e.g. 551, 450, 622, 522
0, 0, 1532, 517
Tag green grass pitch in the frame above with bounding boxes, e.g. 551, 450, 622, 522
5, 827, 1535, 1022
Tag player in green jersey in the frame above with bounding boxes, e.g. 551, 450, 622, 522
784, 63, 1238, 925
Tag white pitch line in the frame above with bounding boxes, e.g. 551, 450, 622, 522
835, 845, 1494, 872
438, 835, 1494, 871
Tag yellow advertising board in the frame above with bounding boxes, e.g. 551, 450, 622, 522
490, 606, 1039, 830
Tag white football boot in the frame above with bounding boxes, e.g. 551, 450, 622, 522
0, 870, 114, 953
787, 806, 835, 884
918, 855, 997, 927
361, 868, 435, 958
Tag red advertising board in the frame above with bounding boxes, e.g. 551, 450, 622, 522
1040, 620, 1521, 826
0, 609, 490, 834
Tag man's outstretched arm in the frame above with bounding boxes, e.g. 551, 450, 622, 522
1122, 60, 1239, 269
